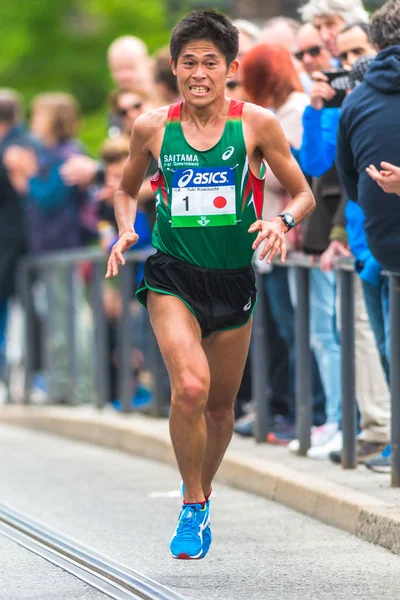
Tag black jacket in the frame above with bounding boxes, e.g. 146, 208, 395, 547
0, 125, 34, 302
336, 46, 400, 272
302, 165, 345, 255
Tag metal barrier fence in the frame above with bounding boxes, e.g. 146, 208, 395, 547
252, 253, 400, 488
11, 247, 400, 487
15, 247, 168, 417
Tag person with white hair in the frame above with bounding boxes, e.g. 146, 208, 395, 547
299, 0, 369, 57
107, 35, 152, 92
260, 16, 301, 53
232, 19, 261, 57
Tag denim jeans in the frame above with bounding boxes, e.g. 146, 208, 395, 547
381, 277, 390, 367
310, 269, 341, 425
361, 279, 390, 382
264, 266, 326, 425
0, 299, 7, 378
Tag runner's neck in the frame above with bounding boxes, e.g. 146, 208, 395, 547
180, 96, 231, 129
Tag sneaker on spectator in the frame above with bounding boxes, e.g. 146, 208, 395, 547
307, 430, 343, 459
365, 447, 391, 473
233, 411, 255, 437
329, 440, 387, 465
267, 415, 296, 445
288, 422, 339, 453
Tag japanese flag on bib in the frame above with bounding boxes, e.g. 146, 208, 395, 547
171, 166, 237, 228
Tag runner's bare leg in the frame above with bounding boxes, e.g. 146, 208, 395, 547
147, 291, 210, 504
201, 321, 252, 496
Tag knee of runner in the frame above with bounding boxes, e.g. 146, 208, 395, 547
204, 405, 234, 425
172, 372, 209, 412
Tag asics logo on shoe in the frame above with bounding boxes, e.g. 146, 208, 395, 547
222, 146, 234, 160
243, 297, 252, 311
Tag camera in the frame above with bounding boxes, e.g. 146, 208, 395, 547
321, 69, 348, 109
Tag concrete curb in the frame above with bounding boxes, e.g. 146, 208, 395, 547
1, 406, 400, 556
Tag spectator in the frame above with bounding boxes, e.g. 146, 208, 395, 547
241, 44, 326, 438
334, 0, 400, 468
294, 23, 334, 93
225, 20, 261, 102
337, 0, 400, 273
260, 16, 317, 99
109, 87, 152, 137
0, 89, 37, 379
260, 17, 301, 53
153, 47, 180, 106
5, 92, 94, 405
299, 21, 391, 463
107, 35, 152, 92
367, 162, 400, 196
234, 43, 311, 437
107, 35, 153, 136
299, 0, 369, 58
61, 88, 156, 216
233, 19, 261, 57
97, 136, 153, 408
5, 93, 87, 253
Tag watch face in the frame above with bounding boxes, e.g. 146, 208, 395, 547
284, 213, 295, 227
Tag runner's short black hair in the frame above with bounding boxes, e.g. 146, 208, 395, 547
170, 10, 239, 67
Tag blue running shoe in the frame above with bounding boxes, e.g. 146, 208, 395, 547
170, 502, 210, 559
180, 482, 212, 557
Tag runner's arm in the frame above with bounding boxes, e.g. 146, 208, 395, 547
106, 115, 153, 278
114, 117, 153, 235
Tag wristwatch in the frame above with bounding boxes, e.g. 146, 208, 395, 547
279, 212, 296, 231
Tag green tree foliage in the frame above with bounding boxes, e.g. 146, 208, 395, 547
0, 0, 171, 113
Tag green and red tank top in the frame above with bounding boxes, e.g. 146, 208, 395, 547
150, 100, 264, 270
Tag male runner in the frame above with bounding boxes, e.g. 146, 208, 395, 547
106, 10, 315, 560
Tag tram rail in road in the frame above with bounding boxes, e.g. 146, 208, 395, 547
0, 503, 186, 600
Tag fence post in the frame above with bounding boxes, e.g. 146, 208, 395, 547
118, 262, 135, 413
389, 274, 400, 487
295, 266, 312, 456
251, 271, 271, 443
65, 264, 78, 405
339, 269, 356, 469
91, 261, 110, 409
43, 266, 59, 403
18, 261, 35, 405
147, 326, 168, 417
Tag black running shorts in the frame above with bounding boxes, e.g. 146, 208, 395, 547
136, 251, 257, 337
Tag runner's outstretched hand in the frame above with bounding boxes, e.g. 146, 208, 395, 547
249, 218, 287, 264
105, 230, 139, 278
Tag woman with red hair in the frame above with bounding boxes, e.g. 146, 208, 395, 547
242, 43, 309, 245
241, 45, 319, 440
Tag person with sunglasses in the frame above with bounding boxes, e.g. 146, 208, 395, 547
295, 23, 332, 93
60, 87, 155, 193
109, 87, 150, 137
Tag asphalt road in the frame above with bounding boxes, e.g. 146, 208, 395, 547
0, 534, 108, 600
1, 423, 399, 600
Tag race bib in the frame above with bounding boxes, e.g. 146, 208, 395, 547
171, 166, 236, 228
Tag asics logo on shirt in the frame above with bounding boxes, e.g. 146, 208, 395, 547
222, 146, 234, 160
177, 168, 230, 187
